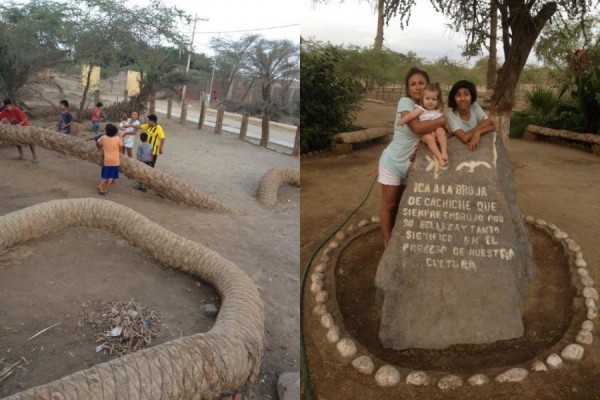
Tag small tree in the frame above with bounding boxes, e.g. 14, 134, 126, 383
301, 40, 362, 153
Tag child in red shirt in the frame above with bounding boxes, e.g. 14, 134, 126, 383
91, 102, 103, 134
0, 99, 38, 163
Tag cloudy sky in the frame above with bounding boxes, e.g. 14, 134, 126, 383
301, 1, 473, 63
165, 0, 301, 56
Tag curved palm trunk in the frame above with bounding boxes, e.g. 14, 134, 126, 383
256, 167, 300, 206
0, 125, 236, 213
0, 198, 263, 399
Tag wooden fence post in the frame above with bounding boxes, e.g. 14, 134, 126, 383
198, 99, 206, 129
214, 105, 224, 134
239, 113, 249, 140
149, 93, 156, 114
167, 98, 172, 119
179, 101, 187, 124
260, 111, 270, 147
292, 125, 300, 156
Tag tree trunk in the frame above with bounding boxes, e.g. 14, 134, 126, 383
486, 0, 498, 90
79, 64, 94, 119
490, 3, 557, 141
373, 0, 384, 51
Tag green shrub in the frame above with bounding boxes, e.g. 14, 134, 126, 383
300, 46, 362, 153
509, 86, 563, 138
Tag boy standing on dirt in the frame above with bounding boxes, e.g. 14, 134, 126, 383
96, 124, 122, 195
138, 114, 165, 167
0, 99, 38, 163
134, 131, 153, 192
91, 102, 103, 134
57, 100, 73, 134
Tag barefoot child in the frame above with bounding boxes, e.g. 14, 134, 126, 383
96, 124, 122, 195
397, 82, 449, 167
91, 102, 103, 134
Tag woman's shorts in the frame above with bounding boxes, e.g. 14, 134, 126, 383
378, 160, 404, 186
101, 166, 119, 179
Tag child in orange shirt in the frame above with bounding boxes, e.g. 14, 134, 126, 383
96, 124, 122, 195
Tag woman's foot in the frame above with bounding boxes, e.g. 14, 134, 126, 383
97, 186, 106, 194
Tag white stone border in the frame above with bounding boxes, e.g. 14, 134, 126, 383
310, 215, 595, 390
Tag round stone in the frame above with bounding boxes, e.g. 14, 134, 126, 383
547, 223, 558, 231
314, 263, 327, 273
371, 216, 380, 223
578, 268, 589, 278
575, 252, 584, 260
320, 254, 330, 264
346, 224, 355, 233
315, 290, 328, 304
311, 272, 324, 283
581, 320, 594, 332
326, 325, 340, 343
525, 215, 535, 223
437, 375, 463, 390
531, 360, 547, 372
585, 298, 596, 310
336, 338, 357, 358
588, 308, 598, 320
553, 230, 568, 239
576, 330, 594, 345
583, 287, 599, 300
335, 231, 345, 241
495, 368, 528, 383
535, 219, 547, 227
405, 371, 431, 386
561, 344, 585, 362
546, 354, 563, 369
351, 356, 374, 375
375, 365, 400, 387
567, 242, 581, 252
575, 259, 588, 268
320, 313, 333, 329
312, 304, 327, 316
358, 219, 369, 228
310, 280, 323, 293
467, 374, 489, 386
581, 276, 595, 287
328, 241, 339, 250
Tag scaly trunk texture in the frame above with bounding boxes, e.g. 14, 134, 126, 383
0, 198, 264, 399
256, 167, 300, 206
0, 125, 236, 213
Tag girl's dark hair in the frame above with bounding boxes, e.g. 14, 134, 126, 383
105, 123, 118, 137
404, 67, 430, 96
420, 82, 444, 110
448, 80, 477, 109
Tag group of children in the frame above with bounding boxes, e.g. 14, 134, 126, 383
92, 111, 165, 195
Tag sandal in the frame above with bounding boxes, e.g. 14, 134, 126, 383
97, 187, 106, 195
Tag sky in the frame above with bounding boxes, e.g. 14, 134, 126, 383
162, 0, 301, 57
301, 1, 473, 63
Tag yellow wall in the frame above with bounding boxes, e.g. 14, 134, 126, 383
127, 71, 141, 95
81, 65, 100, 91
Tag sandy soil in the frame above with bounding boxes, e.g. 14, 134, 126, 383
0, 108, 299, 398
300, 102, 600, 399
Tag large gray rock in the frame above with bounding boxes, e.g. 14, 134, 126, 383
375, 133, 534, 350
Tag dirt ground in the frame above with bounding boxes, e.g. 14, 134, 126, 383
0, 102, 299, 398
300, 102, 600, 399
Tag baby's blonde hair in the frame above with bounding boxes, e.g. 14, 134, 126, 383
420, 82, 444, 111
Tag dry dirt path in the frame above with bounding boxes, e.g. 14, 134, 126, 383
0, 115, 299, 399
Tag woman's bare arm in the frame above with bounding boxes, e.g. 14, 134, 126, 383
406, 113, 447, 135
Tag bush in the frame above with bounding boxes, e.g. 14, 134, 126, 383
301, 46, 362, 153
509, 87, 563, 138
